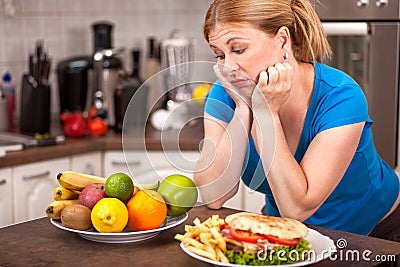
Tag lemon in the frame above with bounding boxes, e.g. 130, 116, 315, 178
192, 83, 211, 105
91, 198, 128, 233
105, 172, 134, 202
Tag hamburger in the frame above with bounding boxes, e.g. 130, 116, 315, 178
221, 212, 311, 265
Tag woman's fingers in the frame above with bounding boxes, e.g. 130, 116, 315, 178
263, 63, 293, 91
258, 71, 269, 87
266, 66, 279, 88
257, 62, 294, 113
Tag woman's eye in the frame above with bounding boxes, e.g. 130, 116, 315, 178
215, 55, 225, 60
232, 48, 245, 54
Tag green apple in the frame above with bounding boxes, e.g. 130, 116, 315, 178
157, 174, 198, 216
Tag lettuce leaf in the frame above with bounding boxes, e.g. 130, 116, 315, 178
224, 238, 311, 265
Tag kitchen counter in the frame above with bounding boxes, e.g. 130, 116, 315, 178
0, 123, 204, 168
0, 205, 399, 266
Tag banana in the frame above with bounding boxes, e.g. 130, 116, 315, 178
45, 199, 79, 219
133, 181, 160, 195
53, 185, 80, 200
135, 181, 160, 190
57, 171, 106, 191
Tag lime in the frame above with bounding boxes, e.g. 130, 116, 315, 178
105, 172, 134, 202
91, 198, 128, 233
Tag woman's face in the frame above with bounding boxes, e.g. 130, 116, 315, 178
208, 22, 283, 87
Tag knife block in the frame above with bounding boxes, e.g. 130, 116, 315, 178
20, 74, 51, 135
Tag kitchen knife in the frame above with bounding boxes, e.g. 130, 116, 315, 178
0, 132, 65, 147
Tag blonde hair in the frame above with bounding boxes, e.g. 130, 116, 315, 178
203, 0, 332, 62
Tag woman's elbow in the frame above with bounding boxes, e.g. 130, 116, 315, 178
206, 201, 224, 210
279, 201, 319, 222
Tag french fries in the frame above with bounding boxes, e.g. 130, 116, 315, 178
175, 215, 229, 263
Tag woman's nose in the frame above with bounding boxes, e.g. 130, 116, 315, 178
222, 57, 239, 75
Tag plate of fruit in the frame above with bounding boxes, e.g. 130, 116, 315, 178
47, 171, 197, 243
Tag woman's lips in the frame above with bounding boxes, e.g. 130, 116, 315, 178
230, 79, 249, 88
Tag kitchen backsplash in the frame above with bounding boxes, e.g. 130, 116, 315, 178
0, 0, 214, 123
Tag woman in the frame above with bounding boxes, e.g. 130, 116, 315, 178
194, 0, 400, 240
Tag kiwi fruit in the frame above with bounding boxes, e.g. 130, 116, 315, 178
61, 204, 92, 231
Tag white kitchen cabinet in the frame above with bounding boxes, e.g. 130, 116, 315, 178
104, 151, 153, 179
104, 150, 202, 199
71, 152, 103, 176
223, 182, 244, 211
0, 168, 13, 227
103, 150, 253, 210
221, 182, 265, 212
104, 150, 200, 183
13, 157, 70, 223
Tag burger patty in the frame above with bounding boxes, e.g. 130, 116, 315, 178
226, 242, 244, 253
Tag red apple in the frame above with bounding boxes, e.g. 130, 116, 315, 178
62, 112, 87, 137
78, 183, 106, 209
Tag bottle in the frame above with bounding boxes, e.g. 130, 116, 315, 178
145, 37, 161, 113
2, 72, 15, 130
91, 21, 123, 127
144, 37, 158, 81
131, 49, 142, 82
0, 89, 9, 131
114, 49, 146, 132
127, 49, 147, 127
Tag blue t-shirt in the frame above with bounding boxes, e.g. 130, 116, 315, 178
204, 62, 399, 234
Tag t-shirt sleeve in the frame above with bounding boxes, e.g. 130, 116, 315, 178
315, 84, 373, 133
204, 80, 236, 123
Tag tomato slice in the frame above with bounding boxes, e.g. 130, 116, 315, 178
229, 228, 265, 243
264, 235, 300, 246
220, 224, 231, 230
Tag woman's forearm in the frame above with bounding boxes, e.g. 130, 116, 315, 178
265, 116, 311, 220
251, 91, 313, 220
194, 105, 253, 208
256, 113, 363, 221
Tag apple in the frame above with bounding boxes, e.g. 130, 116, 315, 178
78, 183, 106, 209
61, 112, 87, 137
157, 174, 198, 216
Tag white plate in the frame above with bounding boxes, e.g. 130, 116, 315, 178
51, 213, 188, 243
180, 228, 336, 266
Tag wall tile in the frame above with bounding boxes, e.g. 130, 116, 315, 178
9, 0, 23, 16
61, 15, 93, 56
3, 39, 26, 62
60, 0, 95, 14
22, 0, 60, 14
0, 0, 213, 124
3, 15, 24, 40
23, 16, 42, 39
0, 16, 4, 62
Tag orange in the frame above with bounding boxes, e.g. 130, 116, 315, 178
126, 190, 167, 231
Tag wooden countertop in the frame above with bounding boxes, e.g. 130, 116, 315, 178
0, 123, 204, 168
0, 205, 399, 266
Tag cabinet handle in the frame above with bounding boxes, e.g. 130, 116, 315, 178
23, 170, 50, 181
111, 160, 141, 167
85, 163, 94, 175
0, 179, 6, 186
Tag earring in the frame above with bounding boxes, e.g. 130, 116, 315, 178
283, 51, 289, 60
